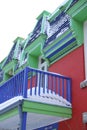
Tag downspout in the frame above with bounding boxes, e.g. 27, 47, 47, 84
80, 21, 87, 88
84, 21, 87, 80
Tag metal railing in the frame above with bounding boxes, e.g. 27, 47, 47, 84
0, 67, 72, 104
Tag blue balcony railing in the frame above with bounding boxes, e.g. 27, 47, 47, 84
0, 67, 72, 104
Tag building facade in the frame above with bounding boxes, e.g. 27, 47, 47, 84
0, 0, 87, 130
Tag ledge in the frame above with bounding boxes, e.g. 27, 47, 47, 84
80, 80, 87, 88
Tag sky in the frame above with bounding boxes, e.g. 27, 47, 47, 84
0, 0, 67, 62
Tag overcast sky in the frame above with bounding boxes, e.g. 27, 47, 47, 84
0, 0, 67, 62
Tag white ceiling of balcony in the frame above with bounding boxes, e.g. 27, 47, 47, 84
0, 112, 69, 130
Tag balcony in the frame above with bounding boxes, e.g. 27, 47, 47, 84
0, 67, 72, 130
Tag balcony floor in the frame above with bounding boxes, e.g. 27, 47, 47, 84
27, 88, 71, 108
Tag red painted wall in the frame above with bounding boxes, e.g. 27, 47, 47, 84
49, 45, 87, 130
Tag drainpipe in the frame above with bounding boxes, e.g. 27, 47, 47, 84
84, 21, 87, 80
80, 21, 87, 88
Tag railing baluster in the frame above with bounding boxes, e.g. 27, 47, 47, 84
53, 76, 56, 94
30, 71, 33, 96
35, 71, 37, 95
38, 72, 41, 96
23, 68, 28, 98
47, 74, 49, 94
66, 79, 72, 103
0, 67, 71, 105
62, 78, 64, 98
43, 73, 45, 94
58, 77, 60, 96
51, 75, 53, 93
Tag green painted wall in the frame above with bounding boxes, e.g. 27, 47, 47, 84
71, 19, 83, 45
29, 54, 38, 68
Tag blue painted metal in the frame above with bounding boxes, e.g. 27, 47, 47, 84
28, 67, 72, 103
30, 71, 33, 96
35, 71, 38, 95
21, 112, 27, 130
18, 105, 27, 130
38, 72, 41, 96
58, 77, 60, 96
35, 122, 58, 130
62, 79, 64, 98
0, 69, 25, 103
23, 67, 28, 98
0, 67, 72, 104
66, 79, 72, 103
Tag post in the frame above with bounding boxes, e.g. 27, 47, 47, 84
19, 67, 28, 130
67, 78, 72, 103
23, 67, 28, 98
18, 104, 27, 130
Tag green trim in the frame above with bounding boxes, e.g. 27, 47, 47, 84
23, 100, 72, 118
25, 34, 46, 55
71, 19, 83, 44
44, 29, 73, 52
36, 10, 51, 20
48, 1, 69, 22
67, 0, 87, 22
44, 30, 75, 57
2, 59, 17, 81
29, 54, 38, 68
0, 108, 18, 121
48, 8, 61, 22
41, 14, 47, 34
2, 59, 17, 71
13, 37, 24, 44
24, 34, 47, 68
